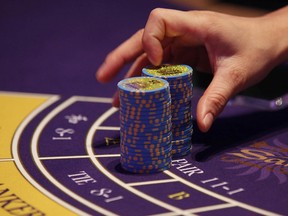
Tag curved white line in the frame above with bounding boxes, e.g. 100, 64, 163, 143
164, 171, 281, 216
86, 106, 281, 216
29, 96, 117, 216
86, 107, 193, 216
11, 96, 88, 215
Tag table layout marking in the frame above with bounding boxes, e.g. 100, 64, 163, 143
127, 179, 179, 187
29, 97, 119, 216
97, 126, 120, 131
39, 155, 92, 160
0, 159, 15, 162
164, 171, 281, 216
5, 94, 285, 215
94, 154, 121, 158
187, 203, 237, 213
87, 107, 195, 216
11, 95, 90, 216
73, 95, 112, 103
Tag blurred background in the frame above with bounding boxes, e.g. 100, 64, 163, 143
0, 0, 287, 108
167, 0, 288, 104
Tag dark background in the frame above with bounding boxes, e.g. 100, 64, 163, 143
0, 0, 287, 100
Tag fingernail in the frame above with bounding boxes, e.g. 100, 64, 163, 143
112, 100, 119, 107
96, 63, 105, 80
112, 92, 120, 107
203, 112, 214, 131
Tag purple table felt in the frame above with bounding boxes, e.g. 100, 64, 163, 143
0, 1, 287, 215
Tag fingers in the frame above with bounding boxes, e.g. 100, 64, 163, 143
124, 53, 150, 78
97, 8, 206, 82
96, 29, 144, 83
142, 8, 203, 66
196, 68, 245, 132
112, 54, 150, 108
112, 91, 120, 107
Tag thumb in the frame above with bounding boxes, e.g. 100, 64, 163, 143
196, 71, 242, 132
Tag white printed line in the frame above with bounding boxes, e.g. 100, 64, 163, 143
95, 154, 120, 158
39, 155, 91, 160
149, 204, 235, 216
164, 171, 281, 216
87, 107, 195, 216
73, 95, 113, 103
11, 96, 91, 216
97, 126, 120, 131
0, 158, 15, 162
187, 203, 236, 213
127, 179, 178, 187
0, 91, 57, 98
149, 198, 235, 215
39, 154, 120, 160
149, 212, 185, 216
27, 96, 118, 216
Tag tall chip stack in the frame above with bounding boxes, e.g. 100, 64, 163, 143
118, 77, 172, 173
142, 64, 194, 158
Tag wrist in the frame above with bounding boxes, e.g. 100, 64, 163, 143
261, 6, 288, 65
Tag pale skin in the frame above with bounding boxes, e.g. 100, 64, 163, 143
96, 6, 288, 132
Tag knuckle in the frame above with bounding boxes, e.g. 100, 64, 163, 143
135, 29, 144, 38
188, 10, 217, 25
149, 8, 165, 19
105, 51, 117, 63
209, 92, 228, 112
141, 31, 149, 45
228, 68, 247, 91
105, 50, 124, 66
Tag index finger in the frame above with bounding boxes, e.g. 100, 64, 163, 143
142, 8, 204, 66
96, 29, 145, 83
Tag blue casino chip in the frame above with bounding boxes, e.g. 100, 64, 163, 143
119, 65, 194, 173
142, 64, 194, 158
142, 64, 193, 81
118, 76, 172, 173
118, 76, 169, 95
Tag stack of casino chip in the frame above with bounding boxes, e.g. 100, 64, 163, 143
142, 64, 193, 158
118, 76, 172, 173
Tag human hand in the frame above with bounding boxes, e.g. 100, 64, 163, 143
96, 7, 288, 132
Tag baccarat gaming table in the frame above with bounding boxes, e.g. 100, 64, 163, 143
0, 1, 288, 215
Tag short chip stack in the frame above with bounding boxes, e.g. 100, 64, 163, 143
142, 64, 193, 158
118, 77, 172, 173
